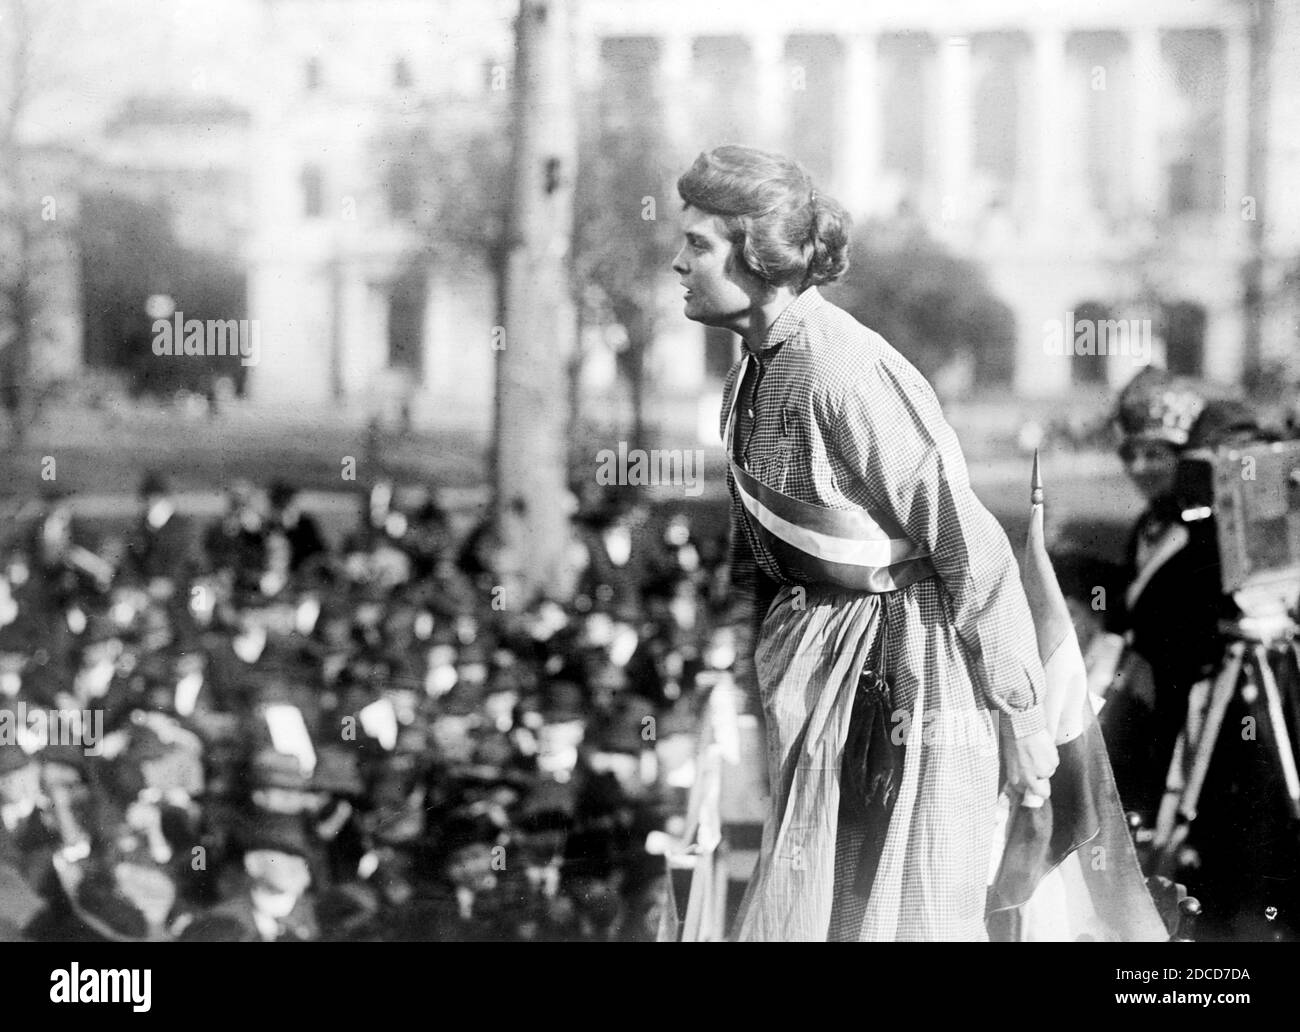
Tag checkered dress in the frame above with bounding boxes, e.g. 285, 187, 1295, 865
722, 288, 1047, 942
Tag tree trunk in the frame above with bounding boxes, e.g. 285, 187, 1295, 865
1241, 0, 1271, 387
627, 324, 648, 453
494, 0, 577, 606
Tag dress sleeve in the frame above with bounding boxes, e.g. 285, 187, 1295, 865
722, 488, 780, 716
831, 353, 1047, 738
718, 360, 779, 714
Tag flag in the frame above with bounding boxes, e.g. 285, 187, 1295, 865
987, 451, 1169, 942
657, 674, 735, 942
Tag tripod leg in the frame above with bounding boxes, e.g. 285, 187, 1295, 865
1253, 645, 1300, 819
1178, 643, 1246, 825
1152, 645, 1244, 877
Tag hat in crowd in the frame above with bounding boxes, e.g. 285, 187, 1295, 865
518, 777, 577, 825
315, 883, 380, 941
309, 746, 365, 797
74, 882, 149, 942
438, 810, 502, 855
237, 810, 313, 861
544, 680, 586, 721
0, 740, 34, 776
0, 861, 45, 932
1187, 398, 1263, 451
138, 472, 171, 501
40, 743, 90, 778
249, 748, 310, 792
130, 722, 206, 800
1113, 367, 1205, 449
655, 699, 698, 738
594, 715, 646, 755
267, 480, 300, 510
124, 723, 172, 764
176, 913, 258, 943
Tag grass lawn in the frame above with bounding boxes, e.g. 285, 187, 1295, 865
0, 401, 1144, 565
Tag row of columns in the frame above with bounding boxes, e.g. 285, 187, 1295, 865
598, 23, 1254, 227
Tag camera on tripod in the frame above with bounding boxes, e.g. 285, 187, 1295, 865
1156, 438, 1300, 870
1173, 438, 1300, 630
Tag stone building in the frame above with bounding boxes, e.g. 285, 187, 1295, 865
9, 0, 1299, 439
241, 0, 1300, 438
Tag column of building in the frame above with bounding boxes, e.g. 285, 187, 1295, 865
836, 31, 880, 219
1128, 25, 1162, 222
750, 31, 787, 153
1204, 22, 1253, 385
938, 33, 973, 236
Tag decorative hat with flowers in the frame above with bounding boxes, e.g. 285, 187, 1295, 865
1113, 366, 1206, 449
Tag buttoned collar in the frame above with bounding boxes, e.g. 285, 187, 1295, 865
741, 286, 823, 360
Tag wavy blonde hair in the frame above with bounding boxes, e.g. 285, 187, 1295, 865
677, 145, 851, 291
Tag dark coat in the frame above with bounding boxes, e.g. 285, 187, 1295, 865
124, 512, 205, 586
1105, 497, 1236, 822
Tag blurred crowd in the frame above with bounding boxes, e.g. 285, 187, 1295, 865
0, 473, 737, 942
2, 367, 1298, 943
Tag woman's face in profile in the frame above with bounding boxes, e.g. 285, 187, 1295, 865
671, 206, 760, 328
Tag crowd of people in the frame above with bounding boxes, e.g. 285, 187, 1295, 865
0, 473, 735, 941
2, 366, 1298, 942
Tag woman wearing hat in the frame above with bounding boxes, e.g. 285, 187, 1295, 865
671, 146, 1057, 941
1105, 371, 1240, 828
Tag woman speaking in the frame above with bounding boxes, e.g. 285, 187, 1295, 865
671, 146, 1058, 941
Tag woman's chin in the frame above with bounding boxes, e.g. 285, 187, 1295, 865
683, 298, 716, 324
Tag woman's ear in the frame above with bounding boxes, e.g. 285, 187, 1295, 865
725, 248, 773, 301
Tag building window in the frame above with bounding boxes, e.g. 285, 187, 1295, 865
305, 57, 322, 91
598, 36, 659, 131
691, 36, 756, 148
1069, 32, 1128, 218
1162, 30, 1226, 216
301, 165, 324, 218
386, 162, 419, 219
388, 271, 427, 377
394, 58, 413, 90
1163, 301, 1206, 377
972, 34, 1026, 185
785, 35, 842, 187
879, 34, 933, 184
1070, 301, 1112, 385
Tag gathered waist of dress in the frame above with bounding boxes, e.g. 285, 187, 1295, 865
729, 456, 937, 595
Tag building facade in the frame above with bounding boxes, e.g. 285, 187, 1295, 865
16, 0, 1298, 438
241, 0, 1299, 438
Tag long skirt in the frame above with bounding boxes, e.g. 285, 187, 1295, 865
730, 582, 1002, 941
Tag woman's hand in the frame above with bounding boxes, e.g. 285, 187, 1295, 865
1004, 727, 1059, 802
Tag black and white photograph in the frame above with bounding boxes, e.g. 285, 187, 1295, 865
1, 0, 1299, 977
